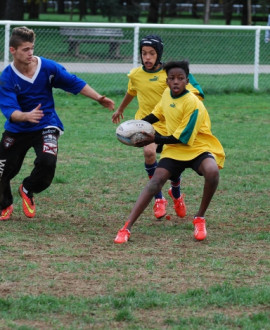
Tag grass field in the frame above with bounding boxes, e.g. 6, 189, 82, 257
0, 91, 269, 329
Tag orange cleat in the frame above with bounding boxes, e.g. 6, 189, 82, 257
18, 184, 36, 218
168, 188, 186, 218
193, 217, 207, 241
0, 204, 14, 221
153, 198, 168, 219
114, 222, 131, 244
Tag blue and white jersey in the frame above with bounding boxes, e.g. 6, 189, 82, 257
0, 56, 86, 133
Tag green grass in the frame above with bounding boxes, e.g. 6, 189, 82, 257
0, 91, 269, 328
65, 72, 270, 96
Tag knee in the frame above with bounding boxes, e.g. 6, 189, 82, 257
144, 147, 156, 163
37, 154, 57, 171
147, 177, 163, 195
204, 167, 219, 186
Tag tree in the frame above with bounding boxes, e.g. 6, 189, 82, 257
192, 0, 199, 19
204, 0, 211, 24
57, 0, 65, 14
3, 0, 24, 20
159, 0, 167, 23
28, 0, 40, 19
223, 0, 233, 25
247, 0, 252, 25
0, 1, 7, 19
240, 0, 252, 25
168, 0, 177, 18
88, 0, 98, 15
147, 0, 160, 23
125, 0, 141, 23
99, 0, 124, 22
79, 0, 87, 20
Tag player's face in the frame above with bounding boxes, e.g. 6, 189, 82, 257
166, 67, 189, 97
141, 46, 158, 70
10, 42, 35, 65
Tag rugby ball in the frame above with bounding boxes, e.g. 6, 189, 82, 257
116, 119, 155, 146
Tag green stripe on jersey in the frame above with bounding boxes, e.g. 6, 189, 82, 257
179, 109, 199, 144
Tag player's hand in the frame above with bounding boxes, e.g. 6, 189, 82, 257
134, 132, 155, 148
98, 95, 115, 111
112, 109, 124, 124
27, 104, 44, 123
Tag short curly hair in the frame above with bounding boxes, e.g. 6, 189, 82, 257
164, 60, 190, 77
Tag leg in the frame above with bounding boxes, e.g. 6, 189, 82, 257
114, 167, 171, 243
19, 128, 59, 218
156, 142, 185, 217
23, 128, 59, 194
0, 131, 29, 209
144, 142, 160, 192
196, 157, 219, 217
144, 143, 167, 219
170, 176, 181, 199
127, 167, 170, 229
156, 142, 182, 201
193, 156, 219, 241
168, 173, 187, 218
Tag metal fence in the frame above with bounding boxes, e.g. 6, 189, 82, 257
1, 20, 270, 94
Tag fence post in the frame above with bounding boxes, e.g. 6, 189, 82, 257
254, 28, 260, 91
4, 22, 10, 68
265, 14, 270, 43
133, 24, 140, 68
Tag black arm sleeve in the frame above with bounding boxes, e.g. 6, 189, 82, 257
154, 134, 180, 145
142, 114, 180, 144
142, 114, 159, 124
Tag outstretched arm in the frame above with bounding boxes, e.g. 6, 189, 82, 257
79, 84, 115, 111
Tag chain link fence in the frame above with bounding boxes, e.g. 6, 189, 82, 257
1, 21, 270, 95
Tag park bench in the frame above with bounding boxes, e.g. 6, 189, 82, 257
60, 27, 131, 58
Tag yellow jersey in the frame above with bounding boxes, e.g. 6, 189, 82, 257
152, 88, 225, 169
127, 65, 204, 135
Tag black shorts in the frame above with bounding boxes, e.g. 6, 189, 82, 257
157, 152, 215, 181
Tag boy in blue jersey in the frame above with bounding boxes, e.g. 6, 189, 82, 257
114, 60, 225, 244
0, 26, 115, 220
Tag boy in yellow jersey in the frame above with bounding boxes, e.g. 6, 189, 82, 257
112, 35, 204, 220
114, 60, 225, 244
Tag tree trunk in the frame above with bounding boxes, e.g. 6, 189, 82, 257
40, 0, 47, 14
168, 0, 177, 18
241, 0, 249, 25
0, 1, 6, 19
223, 0, 233, 25
57, 0, 65, 14
247, 0, 252, 25
4, 0, 24, 20
89, 0, 98, 15
79, 0, 87, 21
192, 0, 199, 19
160, 0, 167, 23
28, 0, 40, 19
147, 0, 159, 23
204, 0, 211, 24
126, 0, 140, 23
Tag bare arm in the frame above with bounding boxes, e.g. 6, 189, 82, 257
10, 104, 44, 123
112, 93, 134, 124
79, 84, 115, 111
